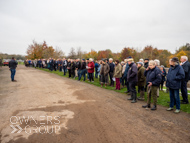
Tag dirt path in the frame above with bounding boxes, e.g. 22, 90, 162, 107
0, 65, 190, 143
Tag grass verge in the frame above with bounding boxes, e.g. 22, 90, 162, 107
36, 67, 190, 113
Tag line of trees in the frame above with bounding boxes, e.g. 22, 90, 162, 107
26, 40, 190, 67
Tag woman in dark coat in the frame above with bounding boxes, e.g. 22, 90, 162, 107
166, 57, 185, 114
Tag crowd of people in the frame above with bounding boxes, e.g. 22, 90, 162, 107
24, 56, 190, 113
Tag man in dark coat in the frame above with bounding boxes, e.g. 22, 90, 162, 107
78, 59, 86, 81
180, 56, 190, 104
9, 57, 18, 82
142, 60, 162, 110
127, 58, 138, 103
67, 59, 71, 78
71, 59, 76, 78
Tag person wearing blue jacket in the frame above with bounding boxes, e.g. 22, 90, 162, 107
142, 60, 162, 110
166, 57, 185, 114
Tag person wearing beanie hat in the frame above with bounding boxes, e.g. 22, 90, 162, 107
137, 62, 146, 101
166, 57, 185, 113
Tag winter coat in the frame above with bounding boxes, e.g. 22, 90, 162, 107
161, 68, 167, 82
127, 62, 138, 83
109, 62, 115, 73
9, 59, 18, 69
113, 63, 122, 78
88, 62, 95, 73
123, 63, 130, 78
144, 62, 149, 69
181, 61, 190, 82
144, 66, 162, 87
100, 63, 110, 76
137, 66, 146, 86
166, 64, 185, 89
80, 62, 86, 70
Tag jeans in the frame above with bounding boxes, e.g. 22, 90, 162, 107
77, 69, 81, 78
10, 69, 16, 81
79, 69, 86, 81
63, 66, 67, 75
95, 68, 98, 78
169, 88, 180, 110
59, 66, 62, 72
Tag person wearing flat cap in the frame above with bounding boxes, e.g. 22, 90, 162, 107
127, 58, 138, 103
166, 57, 185, 114
137, 62, 146, 101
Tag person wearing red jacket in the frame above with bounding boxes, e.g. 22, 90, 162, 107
87, 58, 95, 82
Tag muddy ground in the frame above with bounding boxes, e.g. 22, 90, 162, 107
0, 65, 190, 143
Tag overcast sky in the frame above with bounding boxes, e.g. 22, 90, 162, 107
0, 0, 189, 56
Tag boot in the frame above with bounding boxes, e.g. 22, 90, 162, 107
101, 83, 103, 88
142, 104, 151, 108
105, 84, 107, 87
128, 92, 133, 100
131, 93, 137, 103
151, 105, 157, 110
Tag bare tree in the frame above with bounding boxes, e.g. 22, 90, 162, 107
68, 47, 76, 59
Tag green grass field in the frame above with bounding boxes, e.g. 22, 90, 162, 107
36, 67, 190, 113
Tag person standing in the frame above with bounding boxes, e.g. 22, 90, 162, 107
78, 59, 86, 81
166, 57, 185, 114
9, 57, 18, 82
71, 59, 76, 78
109, 58, 115, 87
159, 65, 167, 91
142, 60, 162, 110
180, 56, 190, 104
127, 58, 138, 103
100, 59, 110, 87
95, 61, 99, 78
137, 62, 146, 101
33, 59, 37, 68
144, 59, 149, 68
87, 58, 95, 82
123, 58, 131, 94
67, 59, 71, 78
113, 60, 122, 90
62, 58, 67, 76
75, 58, 81, 78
